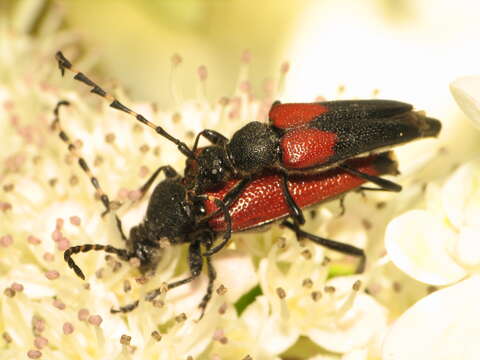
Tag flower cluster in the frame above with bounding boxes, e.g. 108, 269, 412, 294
382, 77, 480, 359
0, 5, 399, 360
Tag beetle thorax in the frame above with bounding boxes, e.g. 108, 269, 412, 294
227, 121, 280, 174
144, 179, 196, 242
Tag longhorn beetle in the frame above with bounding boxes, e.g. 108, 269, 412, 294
55, 50, 441, 226
54, 51, 439, 316
53, 101, 234, 317
53, 99, 399, 316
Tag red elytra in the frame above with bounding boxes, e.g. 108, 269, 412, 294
280, 127, 337, 169
269, 102, 329, 128
204, 152, 397, 232
269, 100, 441, 171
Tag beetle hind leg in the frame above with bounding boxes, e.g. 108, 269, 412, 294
339, 164, 402, 192
281, 220, 366, 273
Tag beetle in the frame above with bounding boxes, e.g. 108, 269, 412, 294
54, 100, 398, 318
201, 150, 399, 263
55, 51, 441, 226
53, 101, 231, 317
184, 100, 441, 224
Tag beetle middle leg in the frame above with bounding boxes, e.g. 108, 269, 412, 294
281, 220, 366, 272
280, 172, 306, 225
197, 255, 216, 320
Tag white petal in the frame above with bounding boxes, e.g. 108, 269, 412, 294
450, 76, 480, 129
324, 213, 368, 250
307, 293, 387, 353
424, 183, 445, 218
383, 276, 480, 360
342, 348, 368, 360
242, 296, 299, 355
454, 226, 480, 268
308, 354, 341, 360
385, 210, 466, 285
212, 249, 258, 303
442, 159, 480, 229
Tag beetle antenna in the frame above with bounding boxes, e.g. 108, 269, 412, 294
64, 244, 132, 280
52, 100, 120, 216
55, 51, 195, 159
52, 102, 135, 279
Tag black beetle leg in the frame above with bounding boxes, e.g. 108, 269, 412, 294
111, 240, 204, 314
280, 172, 306, 225
339, 164, 402, 192
282, 220, 366, 273
192, 129, 228, 152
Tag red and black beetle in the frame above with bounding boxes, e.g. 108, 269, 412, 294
184, 100, 441, 224
54, 51, 440, 316
202, 151, 398, 264
55, 51, 441, 226
55, 96, 397, 316
203, 152, 397, 234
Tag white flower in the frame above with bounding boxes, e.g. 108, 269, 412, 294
255, 234, 388, 357
450, 76, 480, 130
382, 77, 480, 360
5, 2, 444, 359
0, 6, 259, 358
383, 275, 480, 360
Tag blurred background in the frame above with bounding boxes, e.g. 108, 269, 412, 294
2, 0, 480, 165
3, 0, 479, 105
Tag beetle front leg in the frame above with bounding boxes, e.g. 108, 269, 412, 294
110, 241, 203, 314
199, 176, 250, 226
135, 165, 179, 202
167, 241, 204, 290
202, 196, 232, 257
197, 255, 216, 320
192, 129, 229, 152
222, 177, 251, 207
